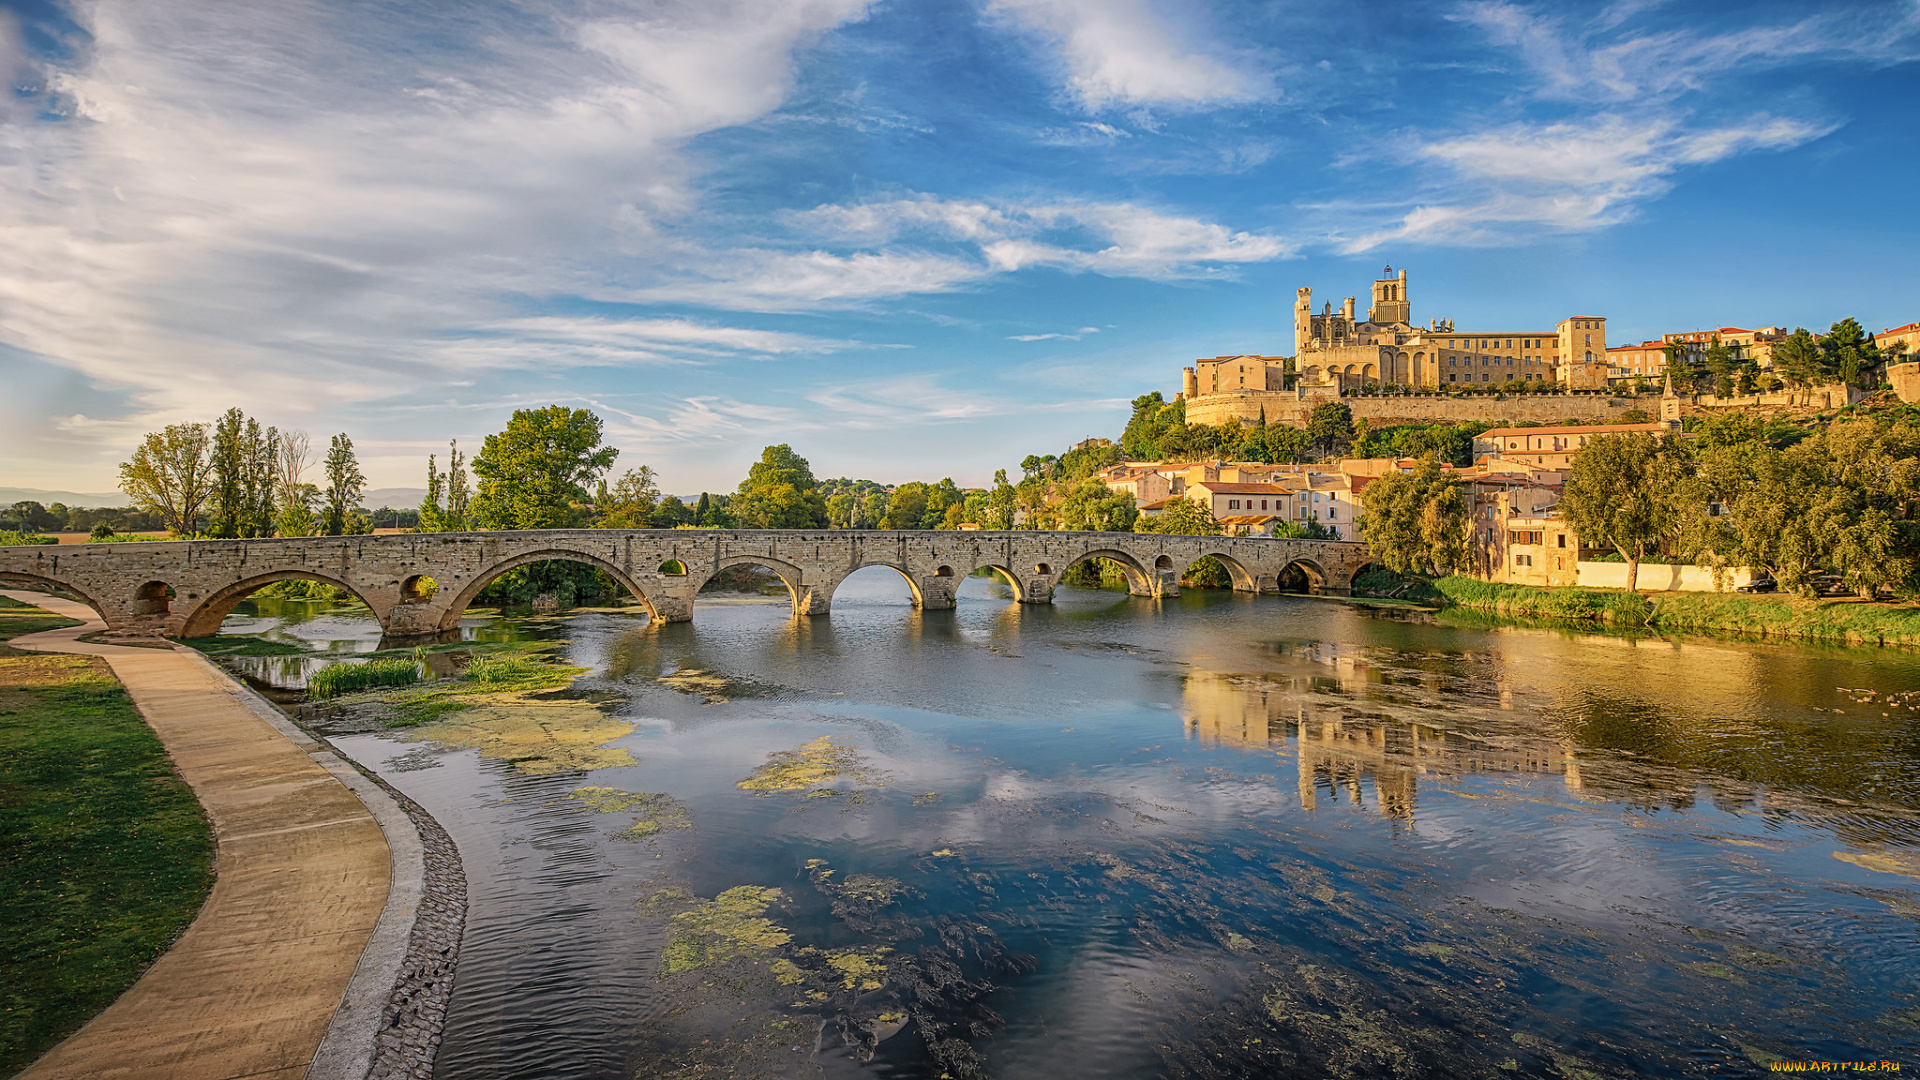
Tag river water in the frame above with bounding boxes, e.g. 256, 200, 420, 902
221, 571, 1920, 1078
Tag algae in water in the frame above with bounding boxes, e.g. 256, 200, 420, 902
737, 735, 892, 796
401, 700, 636, 774
661, 886, 792, 974
569, 786, 691, 839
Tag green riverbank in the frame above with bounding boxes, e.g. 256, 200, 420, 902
1371, 575, 1920, 648
0, 597, 214, 1075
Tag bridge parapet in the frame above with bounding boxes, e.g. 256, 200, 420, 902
0, 530, 1373, 639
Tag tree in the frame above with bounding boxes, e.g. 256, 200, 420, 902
1354, 458, 1467, 577
1559, 432, 1691, 591
445, 440, 471, 529
120, 422, 215, 536
419, 452, 448, 532
210, 408, 248, 538
882, 482, 929, 529
322, 433, 367, 536
274, 430, 318, 537
596, 466, 661, 528
1059, 478, 1137, 531
1307, 401, 1354, 460
1135, 496, 1219, 536
471, 407, 618, 530
732, 444, 829, 529
986, 470, 1016, 529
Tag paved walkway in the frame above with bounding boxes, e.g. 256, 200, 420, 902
4, 591, 392, 1080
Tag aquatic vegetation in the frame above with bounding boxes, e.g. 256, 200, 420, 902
569, 787, 691, 839
911, 791, 942, 806
655, 667, 734, 702
737, 735, 891, 797
400, 701, 636, 774
181, 635, 309, 657
661, 886, 792, 975
307, 657, 421, 699
462, 651, 575, 690
822, 946, 891, 991
1834, 850, 1920, 878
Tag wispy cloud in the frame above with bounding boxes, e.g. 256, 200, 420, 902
0, 0, 875, 432
1009, 326, 1099, 341
1454, 0, 1920, 103
985, 0, 1276, 111
1343, 113, 1831, 250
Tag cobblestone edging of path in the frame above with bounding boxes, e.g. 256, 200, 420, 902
361, 775, 467, 1080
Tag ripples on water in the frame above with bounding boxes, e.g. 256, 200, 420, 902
227, 571, 1920, 1078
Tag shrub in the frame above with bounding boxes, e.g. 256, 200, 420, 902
306, 657, 421, 699
0, 531, 55, 547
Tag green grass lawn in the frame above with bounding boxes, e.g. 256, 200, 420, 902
0, 605, 213, 1075
0, 594, 82, 649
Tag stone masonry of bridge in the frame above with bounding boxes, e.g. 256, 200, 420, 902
0, 530, 1373, 639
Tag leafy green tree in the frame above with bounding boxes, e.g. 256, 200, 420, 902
733, 444, 828, 528
209, 408, 247, 538
1773, 329, 1823, 388
1354, 458, 1467, 577
882, 482, 929, 529
471, 407, 618, 530
654, 495, 696, 528
596, 466, 661, 528
987, 470, 1017, 529
858, 490, 888, 529
1134, 497, 1219, 536
1559, 432, 1691, 591
1058, 478, 1137, 531
419, 452, 448, 532
322, 433, 368, 536
1307, 401, 1354, 460
120, 422, 215, 536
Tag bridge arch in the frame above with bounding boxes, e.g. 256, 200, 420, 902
691, 555, 810, 613
966, 564, 1026, 603
1277, 558, 1330, 594
1193, 550, 1259, 592
835, 561, 927, 608
1060, 549, 1153, 595
0, 572, 109, 623
181, 570, 380, 638
443, 549, 658, 630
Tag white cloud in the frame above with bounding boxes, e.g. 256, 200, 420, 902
0, 0, 875, 437
1343, 113, 1831, 250
986, 0, 1275, 110
1453, 0, 1920, 103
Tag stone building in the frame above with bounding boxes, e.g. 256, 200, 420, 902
1178, 266, 1609, 400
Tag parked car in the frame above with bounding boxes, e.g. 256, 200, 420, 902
1736, 575, 1776, 594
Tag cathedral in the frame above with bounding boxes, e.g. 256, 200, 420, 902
1183, 267, 1611, 398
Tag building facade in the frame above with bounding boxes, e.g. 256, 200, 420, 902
1179, 267, 1609, 399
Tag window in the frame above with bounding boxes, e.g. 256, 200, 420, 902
1556, 535, 1567, 548
1515, 554, 1531, 566
1260, 500, 1268, 510
1229, 499, 1239, 510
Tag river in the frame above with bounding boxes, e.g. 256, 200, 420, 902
216, 569, 1920, 1079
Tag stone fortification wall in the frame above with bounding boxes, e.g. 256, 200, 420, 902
1185, 390, 1643, 429
1680, 383, 1864, 412
1890, 364, 1920, 405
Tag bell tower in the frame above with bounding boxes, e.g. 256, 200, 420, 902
1369, 266, 1410, 326
1294, 286, 1312, 356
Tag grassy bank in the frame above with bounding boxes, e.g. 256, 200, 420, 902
0, 606, 214, 1074
1407, 574, 1920, 647
0, 594, 81, 648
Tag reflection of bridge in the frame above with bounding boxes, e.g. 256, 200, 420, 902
0, 529, 1370, 638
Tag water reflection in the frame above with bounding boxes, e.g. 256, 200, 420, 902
271, 578, 1918, 1079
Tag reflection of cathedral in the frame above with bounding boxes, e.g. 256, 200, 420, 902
1180, 669, 1583, 821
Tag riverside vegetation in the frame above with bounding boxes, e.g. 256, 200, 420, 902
0, 597, 213, 1074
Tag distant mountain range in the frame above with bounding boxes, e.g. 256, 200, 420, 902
2, 486, 429, 510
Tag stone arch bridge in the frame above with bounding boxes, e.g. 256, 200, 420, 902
0, 530, 1373, 639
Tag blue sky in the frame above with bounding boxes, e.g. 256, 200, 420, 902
1, 0, 1916, 498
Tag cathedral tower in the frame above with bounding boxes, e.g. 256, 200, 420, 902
1369, 266, 1409, 326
